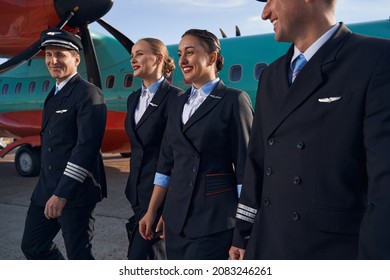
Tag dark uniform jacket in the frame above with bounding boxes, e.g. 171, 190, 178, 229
233, 24, 390, 259
157, 81, 253, 238
31, 73, 107, 208
124, 79, 183, 215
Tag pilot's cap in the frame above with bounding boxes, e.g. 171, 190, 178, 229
40, 28, 83, 53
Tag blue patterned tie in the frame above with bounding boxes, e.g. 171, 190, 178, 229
291, 54, 307, 83
54, 86, 59, 95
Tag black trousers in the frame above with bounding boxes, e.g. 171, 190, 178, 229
21, 201, 96, 260
126, 207, 166, 260
165, 226, 233, 260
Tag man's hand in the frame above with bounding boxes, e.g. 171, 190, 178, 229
44, 195, 67, 219
229, 246, 246, 260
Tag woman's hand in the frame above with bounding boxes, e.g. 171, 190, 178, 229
139, 211, 156, 240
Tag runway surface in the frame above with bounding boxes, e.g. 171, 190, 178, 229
0, 152, 132, 260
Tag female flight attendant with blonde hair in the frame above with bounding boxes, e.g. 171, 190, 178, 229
124, 38, 183, 259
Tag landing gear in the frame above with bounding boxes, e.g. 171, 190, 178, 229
15, 145, 41, 177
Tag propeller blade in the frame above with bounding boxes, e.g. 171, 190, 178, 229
96, 18, 134, 54
0, 10, 76, 74
235, 26, 241, 37
0, 41, 41, 74
80, 25, 102, 89
219, 28, 227, 38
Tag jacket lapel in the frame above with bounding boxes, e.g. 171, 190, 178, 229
125, 89, 141, 146
136, 79, 170, 128
183, 81, 226, 132
41, 74, 80, 131
128, 88, 141, 126
267, 24, 352, 137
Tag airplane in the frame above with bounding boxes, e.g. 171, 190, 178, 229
0, 0, 389, 177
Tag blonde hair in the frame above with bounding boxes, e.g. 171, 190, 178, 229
138, 38, 175, 77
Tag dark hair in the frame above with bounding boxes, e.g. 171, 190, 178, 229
182, 29, 224, 72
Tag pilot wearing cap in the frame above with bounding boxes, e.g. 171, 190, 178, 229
40, 28, 83, 53
21, 28, 108, 260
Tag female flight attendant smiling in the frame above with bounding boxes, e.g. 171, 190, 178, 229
124, 38, 183, 260
139, 29, 253, 259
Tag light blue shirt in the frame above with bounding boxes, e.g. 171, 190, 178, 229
153, 77, 242, 197
291, 23, 340, 64
56, 72, 78, 92
141, 76, 164, 95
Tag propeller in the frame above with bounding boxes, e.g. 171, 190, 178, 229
80, 25, 102, 88
0, 0, 134, 91
235, 26, 241, 37
219, 26, 241, 38
219, 28, 227, 39
0, 9, 76, 74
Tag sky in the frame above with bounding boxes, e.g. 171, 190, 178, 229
90, 0, 390, 45
0, 0, 388, 65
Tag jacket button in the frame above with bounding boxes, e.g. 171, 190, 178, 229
266, 167, 272, 176
296, 141, 305, 150
267, 137, 275, 146
48, 129, 52, 134
189, 181, 193, 187
293, 176, 301, 185
292, 212, 300, 221
48, 165, 52, 170
263, 198, 270, 206
48, 147, 53, 152
192, 166, 197, 172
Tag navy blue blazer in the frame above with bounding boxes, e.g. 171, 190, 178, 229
124, 79, 183, 215
157, 81, 253, 238
32, 73, 107, 208
234, 23, 390, 259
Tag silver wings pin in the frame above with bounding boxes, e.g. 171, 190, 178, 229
55, 109, 68, 114
318, 97, 342, 103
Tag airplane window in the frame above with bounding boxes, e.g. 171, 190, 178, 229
42, 80, 51, 93
229, 65, 242, 82
15, 82, 22, 94
29, 81, 36, 94
2, 83, 9, 95
106, 75, 115, 89
124, 73, 133, 88
254, 63, 268, 80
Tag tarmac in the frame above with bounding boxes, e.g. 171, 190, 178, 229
0, 152, 133, 260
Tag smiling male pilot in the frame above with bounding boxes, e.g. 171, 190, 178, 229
21, 28, 107, 260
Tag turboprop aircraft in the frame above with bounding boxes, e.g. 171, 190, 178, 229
0, 0, 389, 176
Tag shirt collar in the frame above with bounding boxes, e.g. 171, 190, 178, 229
292, 23, 340, 63
191, 78, 220, 97
142, 76, 164, 95
57, 72, 77, 91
